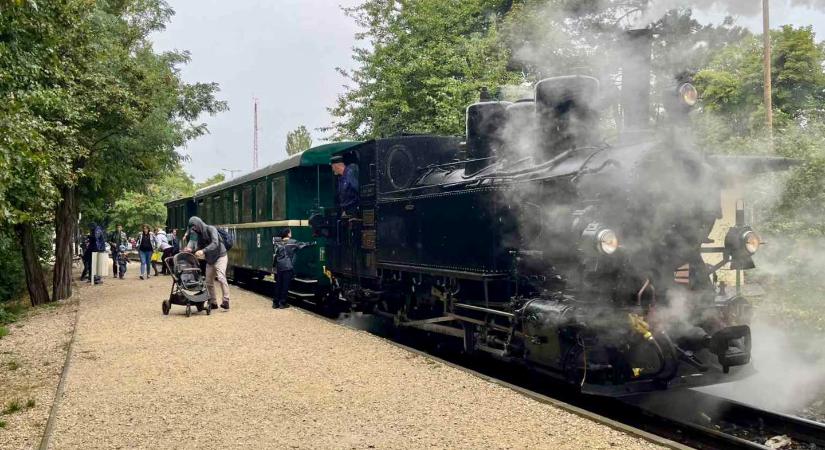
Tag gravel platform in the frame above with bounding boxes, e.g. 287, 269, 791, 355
47, 273, 664, 449
0, 297, 77, 450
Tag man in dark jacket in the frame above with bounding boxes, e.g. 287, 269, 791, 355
88, 223, 106, 284
331, 155, 359, 216
108, 224, 128, 278
272, 228, 314, 309
185, 216, 230, 310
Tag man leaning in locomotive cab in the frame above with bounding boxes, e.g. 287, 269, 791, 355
330, 155, 359, 217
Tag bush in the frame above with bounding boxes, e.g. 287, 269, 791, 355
0, 230, 25, 303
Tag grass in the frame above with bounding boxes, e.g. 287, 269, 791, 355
3, 400, 21, 415
0, 326, 7, 339
25, 398, 35, 408
0, 419, 6, 428
6, 359, 19, 371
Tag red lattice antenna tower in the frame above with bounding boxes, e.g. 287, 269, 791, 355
252, 97, 260, 170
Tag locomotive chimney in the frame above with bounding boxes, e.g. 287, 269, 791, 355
621, 29, 652, 130
465, 91, 510, 174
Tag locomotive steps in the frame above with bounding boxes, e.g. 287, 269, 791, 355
1, 275, 674, 449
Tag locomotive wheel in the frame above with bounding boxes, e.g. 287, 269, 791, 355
562, 344, 587, 387
161, 300, 170, 316
185, 304, 192, 317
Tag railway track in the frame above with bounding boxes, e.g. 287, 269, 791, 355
238, 278, 825, 449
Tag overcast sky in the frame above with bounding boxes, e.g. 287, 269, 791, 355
151, 0, 825, 182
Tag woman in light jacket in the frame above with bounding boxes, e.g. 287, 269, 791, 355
154, 228, 173, 275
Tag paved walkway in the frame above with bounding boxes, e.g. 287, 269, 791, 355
48, 274, 664, 449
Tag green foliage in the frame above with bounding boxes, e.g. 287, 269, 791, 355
0, 0, 227, 301
695, 26, 825, 236
2, 400, 21, 415
329, 0, 519, 139
0, 327, 7, 339
286, 125, 313, 156
194, 173, 225, 191
0, 230, 25, 303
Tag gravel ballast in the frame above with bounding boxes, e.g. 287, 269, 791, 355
47, 273, 664, 449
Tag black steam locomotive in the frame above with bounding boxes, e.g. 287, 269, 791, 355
311, 36, 790, 396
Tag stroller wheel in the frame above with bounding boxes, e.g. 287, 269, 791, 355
185, 304, 192, 317
196, 302, 204, 312
162, 300, 170, 315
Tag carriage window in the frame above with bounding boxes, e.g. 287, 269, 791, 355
242, 187, 252, 223
224, 193, 232, 224
256, 181, 266, 221
233, 191, 239, 223
271, 177, 286, 220
213, 196, 221, 224
197, 199, 205, 222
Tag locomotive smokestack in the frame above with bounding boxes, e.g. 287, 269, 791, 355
621, 29, 652, 130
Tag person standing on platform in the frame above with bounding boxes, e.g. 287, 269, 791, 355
272, 228, 314, 309
88, 223, 106, 285
136, 224, 156, 280
185, 216, 230, 310
169, 229, 180, 255
108, 224, 128, 278
155, 228, 173, 275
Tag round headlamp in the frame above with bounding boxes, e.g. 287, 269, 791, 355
742, 230, 760, 255
678, 83, 698, 107
597, 229, 619, 255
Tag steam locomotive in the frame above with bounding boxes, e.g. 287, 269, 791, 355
310, 34, 793, 396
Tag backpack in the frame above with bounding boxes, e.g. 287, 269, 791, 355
217, 227, 234, 251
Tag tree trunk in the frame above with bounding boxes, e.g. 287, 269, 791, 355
52, 185, 76, 301
15, 223, 51, 306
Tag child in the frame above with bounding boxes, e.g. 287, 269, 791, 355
116, 245, 130, 279
272, 228, 314, 309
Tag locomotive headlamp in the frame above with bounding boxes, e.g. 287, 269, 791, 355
580, 223, 620, 257
742, 230, 760, 255
597, 229, 619, 255
678, 83, 698, 107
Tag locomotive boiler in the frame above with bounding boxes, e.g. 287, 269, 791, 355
311, 36, 792, 396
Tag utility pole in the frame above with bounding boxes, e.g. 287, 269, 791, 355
253, 97, 260, 170
762, 0, 773, 143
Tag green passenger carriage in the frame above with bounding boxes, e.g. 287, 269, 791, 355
165, 141, 362, 303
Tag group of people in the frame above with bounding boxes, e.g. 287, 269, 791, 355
77, 154, 352, 310
79, 224, 181, 283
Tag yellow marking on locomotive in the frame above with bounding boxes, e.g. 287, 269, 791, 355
628, 313, 653, 341
214, 219, 310, 230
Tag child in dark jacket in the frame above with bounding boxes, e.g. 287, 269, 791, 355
272, 228, 314, 309
116, 245, 130, 279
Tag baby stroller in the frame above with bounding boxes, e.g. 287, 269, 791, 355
162, 252, 212, 317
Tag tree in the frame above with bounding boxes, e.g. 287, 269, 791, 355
328, 0, 518, 139
694, 26, 825, 236
48, 0, 227, 301
195, 173, 225, 190
0, 0, 227, 304
285, 125, 313, 155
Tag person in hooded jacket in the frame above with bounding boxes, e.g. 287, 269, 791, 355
185, 216, 230, 310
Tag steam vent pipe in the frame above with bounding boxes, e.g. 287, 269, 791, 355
465, 101, 510, 174
621, 29, 653, 130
